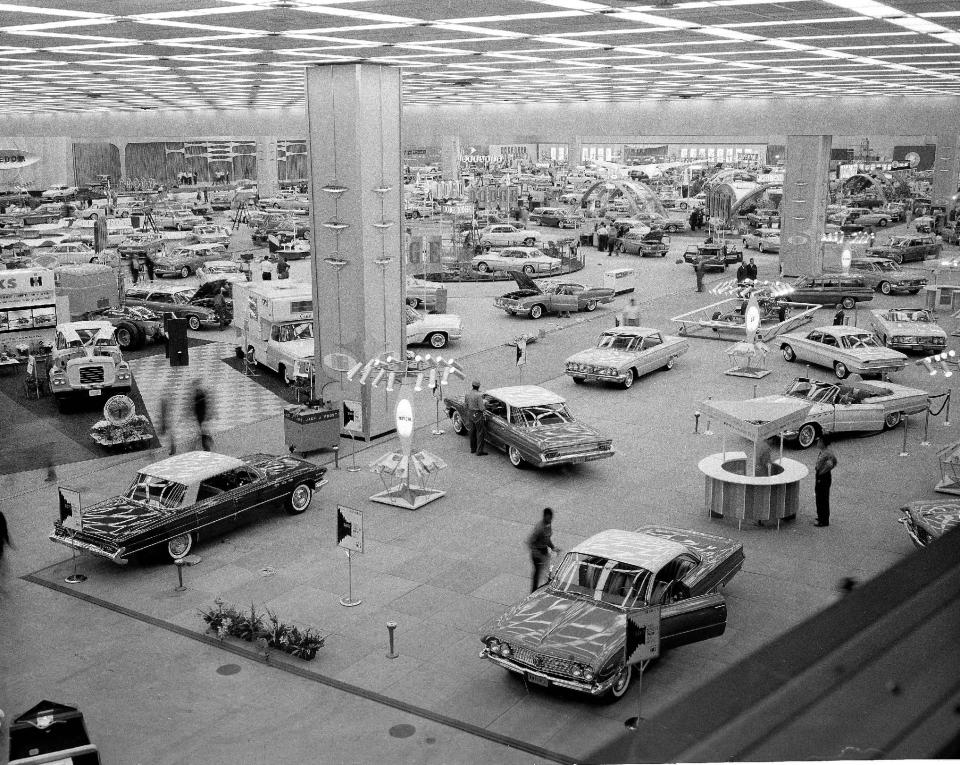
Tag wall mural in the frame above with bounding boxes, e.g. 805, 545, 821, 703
125, 139, 257, 187
278, 139, 307, 182
72, 142, 121, 186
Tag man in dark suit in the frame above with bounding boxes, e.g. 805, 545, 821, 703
464, 380, 487, 455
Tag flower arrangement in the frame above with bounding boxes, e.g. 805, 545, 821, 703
199, 599, 324, 661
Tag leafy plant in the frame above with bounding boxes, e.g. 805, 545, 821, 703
199, 600, 324, 661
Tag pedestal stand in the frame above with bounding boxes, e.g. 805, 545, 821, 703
339, 549, 362, 607
64, 530, 87, 584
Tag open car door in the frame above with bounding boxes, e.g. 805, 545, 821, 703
659, 592, 727, 651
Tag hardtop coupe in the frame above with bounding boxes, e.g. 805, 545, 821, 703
565, 327, 688, 388
471, 246, 561, 275
495, 271, 615, 319
50, 451, 328, 563
124, 285, 220, 330
752, 377, 928, 448
870, 307, 947, 352
480, 526, 742, 700
403, 304, 462, 349
478, 224, 541, 248
444, 384, 614, 469
780, 325, 908, 379
683, 242, 743, 271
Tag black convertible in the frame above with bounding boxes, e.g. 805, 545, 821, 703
50, 451, 327, 563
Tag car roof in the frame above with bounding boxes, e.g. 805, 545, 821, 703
570, 529, 686, 572
128, 284, 190, 295
60, 320, 114, 333
485, 384, 565, 407
600, 327, 660, 337
813, 324, 873, 335
140, 450, 245, 485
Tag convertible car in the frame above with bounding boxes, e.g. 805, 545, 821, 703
565, 327, 688, 388
444, 384, 614, 468
751, 377, 928, 448
780, 325, 908, 379
869, 307, 947, 352
898, 500, 960, 549
479, 526, 742, 700
49, 451, 328, 563
494, 272, 615, 319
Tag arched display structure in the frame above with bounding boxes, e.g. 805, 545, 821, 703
580, 179, 667, 220
706, 180, 764, 225
838, 171, 910, 205
726, 182, 783, 227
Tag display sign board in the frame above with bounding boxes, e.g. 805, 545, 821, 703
0, 270, 56, 307
625, 605, 661, 664
336, 505, 363, 553
0, 150, 39, 168
342, 399, 363, 433
58, 487, 82, 532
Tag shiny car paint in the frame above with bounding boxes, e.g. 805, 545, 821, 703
779, 325, 908, 378
50, 451, 327, 564
898, 500, 960, 549
870, 308, 947, 352
565, 327, 688, 386
495, 271, 615, 318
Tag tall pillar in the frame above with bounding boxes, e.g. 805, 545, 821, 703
255, 135, 280, 198
440, 135, 461, 181
306, 64, 403, 440
931, 134, 960, 210
570, 136, 583, 168
780, 135, 831, 278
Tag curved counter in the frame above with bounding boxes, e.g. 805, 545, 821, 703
698, 451, 809, 526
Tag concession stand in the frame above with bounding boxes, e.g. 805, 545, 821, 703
697, 397, 812, 528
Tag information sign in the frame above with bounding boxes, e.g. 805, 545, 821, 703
625, 605, 661, 664
336, 505, 363, 553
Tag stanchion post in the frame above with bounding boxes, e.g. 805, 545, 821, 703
945, 390, 951, 427
174, 559, 186, 592
432, 397, 444, 436
333, 445, 340, 470
346, 435, 360, 473
705, 396, 713, 436
899, 416, 909, 457
693, 411, 701, 434
386, 621, 399, 659
921, 407, 931, 447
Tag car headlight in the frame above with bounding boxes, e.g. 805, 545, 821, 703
932, 337, 946, 345
498, 643, 512, 657
572, 666, 583, 678
487, 638, 500, 652
584, 669, 595, 682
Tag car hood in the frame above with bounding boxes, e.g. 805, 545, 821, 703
903, 500, 960, 538
879, 321, 945, 337
280, 338, 314, 360
566, 348, 639, 366
191, 278, 231, 302
73, 495, 176, 543
509, 270, 540, 292
484, 589, 623, 666
752, 393, 831, 418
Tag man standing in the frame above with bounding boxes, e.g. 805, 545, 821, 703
464, 380, 487, 456
736, 261, 747, 283
597, 221, 609, 252
814, 435, 837, 527
143, 250, 155, 282
746, 257, 758, 281
694, 258, 705, 293
527, 507, 559, 592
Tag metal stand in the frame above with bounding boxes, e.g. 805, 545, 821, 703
64, 530, 87, 584
625, 661, 645, 730
346, 436, 361, 473
174, 559, 187, 591
432, 398, 445, 436
900, 417, 909, 457
339, 549, 362, 607
921, 408, 931, 447
386, 621, 399, 659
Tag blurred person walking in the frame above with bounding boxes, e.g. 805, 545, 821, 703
527, 507, 559, 592
129, 252, 141, 285
193, 382, 213, 451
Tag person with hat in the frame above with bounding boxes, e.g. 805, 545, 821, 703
464, 380, 487, 456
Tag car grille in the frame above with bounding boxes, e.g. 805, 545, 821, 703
511, 646, 578, 678
79, 366, 105, 384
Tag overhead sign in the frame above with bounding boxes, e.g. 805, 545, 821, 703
336, 505, 363, 553
0, 150, 40, 169
625, 605, 661, 664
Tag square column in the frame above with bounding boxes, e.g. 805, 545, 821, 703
440, 136, 461, 181
306, 64, 403, 440
780, 135, 831, 278
931, 134, 960, 210
255, 136, 280, 198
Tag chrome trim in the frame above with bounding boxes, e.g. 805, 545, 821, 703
480, 648, 615, 695
539, 449, 615, 466
49, 533, 128, 564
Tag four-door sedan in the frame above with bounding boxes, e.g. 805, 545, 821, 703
153, 209, 205, 231
495, 271, 614, 319
870, 307, 947, 352
616, 230, 668, 257
867, 234, 942, 264
472, 246, 561, 275
842, 258, 925, 295
787, 275, 874, 309
444, 384, 614, 468
898, 500, 960, 549
190, 224, 231, 245
50, 451, 328, 563
751, 377, 928, 448
404, 304, 462, 349
479, 525, 741, 699
118, 233, 165, 260
565, 327, 689, 388
528, 207, 578, 228
124, 285, 220, 330
478, 224, 542, 248
154, 242, 227, 278
780, 325, 908, 379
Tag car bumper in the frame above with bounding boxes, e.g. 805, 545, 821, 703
888, 340, 946, 351
480, 648, 614, 695
565, 370, 626, 383
49, 532, 128, 564
536, 449, 615, 467
155, 266, 187, 276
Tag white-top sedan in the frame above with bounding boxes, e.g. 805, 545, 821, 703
471, 246, 562, 275
869, 307, 948, 352
478, 224, 542, 248
779, 325, 908, 379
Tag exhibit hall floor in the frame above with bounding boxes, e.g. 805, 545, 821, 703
1, 226, 955, 764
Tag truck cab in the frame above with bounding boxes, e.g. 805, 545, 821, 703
49, 320, 132, 409
231, 281, 314, 384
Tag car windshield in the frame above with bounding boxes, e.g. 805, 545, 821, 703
876, 261, 898, 272
597, 333, 638, 351
172, 292, 192, 305
277, 321, 314, 342
786, 379, 839, 404
551, 552, 653, 609
841, 333, 880, 349
890, 310, 929, 322
513, 402, 572, 427
125, 474, 188, 510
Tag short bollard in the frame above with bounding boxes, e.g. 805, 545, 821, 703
386, 621, 399, 659
174, 559, 187, 592
333, 445, 340, 470
693, 411, 701, 434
